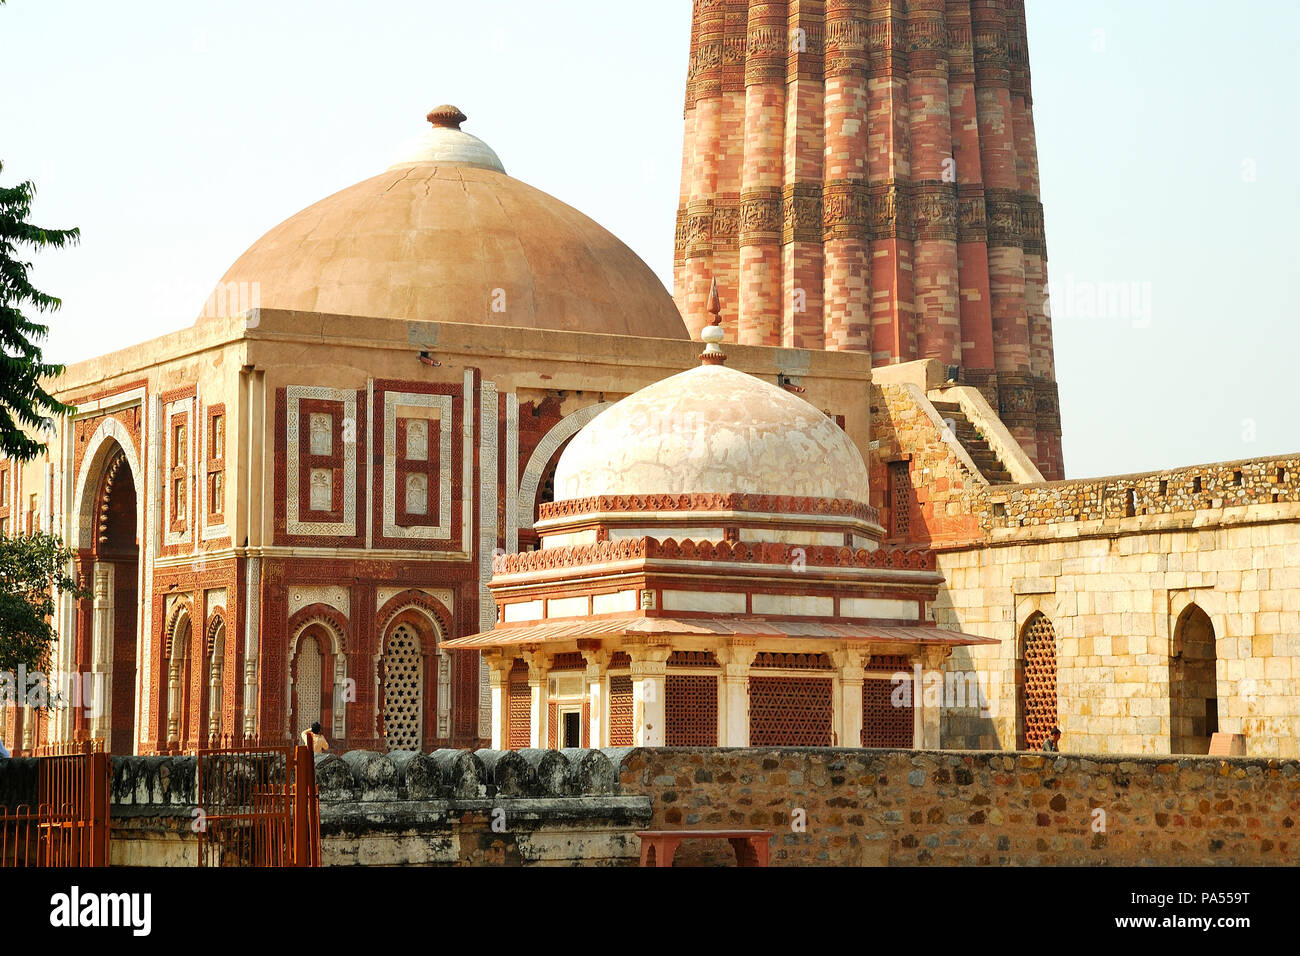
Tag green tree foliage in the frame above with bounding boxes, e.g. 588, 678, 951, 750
0, 531, 83, 677
0, 160, 80, 461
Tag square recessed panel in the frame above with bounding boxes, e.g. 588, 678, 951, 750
286, 386, 357, 537
163, 400, 193, 547
384, 391, 452, 540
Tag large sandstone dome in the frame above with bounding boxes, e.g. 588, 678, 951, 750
201, 105, 688, 339
553, 363, 870, 504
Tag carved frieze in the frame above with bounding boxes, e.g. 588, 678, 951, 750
740, 188, 783, 243
912, 181, 958, 242
822, 180, 871, 241
783, 182, 823, 245
1020, 194, 1046, 258
997, 374, 1037, 428
957, 184, 987, 243
869, 182, 911, 241
683, 200, 714, 256
711, 199, 741, 249
745, 17, 789, 86
984, 187, 1023, 248
824, 3, 869, 75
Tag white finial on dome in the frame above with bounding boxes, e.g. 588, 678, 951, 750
700, 278, 726, 366
388, 103, 506, 173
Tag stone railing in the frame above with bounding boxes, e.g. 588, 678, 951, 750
988, 455, 1300, 529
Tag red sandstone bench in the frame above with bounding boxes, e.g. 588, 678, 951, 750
635, 829, 774, 867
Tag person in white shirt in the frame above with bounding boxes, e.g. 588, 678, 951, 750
0, 738, 10, 759
299, 722, 329, 753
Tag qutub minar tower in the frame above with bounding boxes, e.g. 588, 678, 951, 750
674, 0, 1062, 480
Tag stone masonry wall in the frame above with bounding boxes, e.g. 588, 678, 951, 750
618, 748, 1299, 866
6, 747, 1294, 866
868, 378, 1300, 758
937, 520, 1300, 758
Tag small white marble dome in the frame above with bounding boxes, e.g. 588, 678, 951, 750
553, 364, 870, 503
388, 105, 505, 173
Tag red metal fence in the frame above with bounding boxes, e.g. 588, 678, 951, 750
0, 742, 110, 867
196, 742, 320, 867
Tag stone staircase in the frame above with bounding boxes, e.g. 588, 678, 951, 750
929, 400, 1014, 485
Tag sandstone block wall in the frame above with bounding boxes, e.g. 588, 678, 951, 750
618, 748, 1298, 866
868, 376, 1300, 758
938, 521, 1300, 757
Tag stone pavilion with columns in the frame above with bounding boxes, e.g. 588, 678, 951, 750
446, 326, 994, 749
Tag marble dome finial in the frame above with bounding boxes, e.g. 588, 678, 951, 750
386, 102, 506, 173
427, 104, 468, 130
700, 278, 726, 366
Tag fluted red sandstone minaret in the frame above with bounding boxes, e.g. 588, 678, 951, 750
674, 0, 1063, 480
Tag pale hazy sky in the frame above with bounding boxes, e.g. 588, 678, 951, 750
2, 0, 1296, 480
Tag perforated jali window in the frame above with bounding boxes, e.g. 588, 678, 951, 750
506, 661, 531, 749
383, 624, 423, 752
666, 674, 718, 746
889, 460, 911, 537
1020, 612, 1059, 750
608, 674, 633, 746
748, 676, 832, 746
295, 636, 322, 730
862, 677, 913, 747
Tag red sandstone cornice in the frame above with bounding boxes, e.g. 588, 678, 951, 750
492, 537, 936, 577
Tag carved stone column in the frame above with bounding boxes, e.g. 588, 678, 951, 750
581, 647, 612, 749
628, 645, 671, 747
482, 652, 513, 750
524, 650, 550, 749
833, 646, 866, 747
717, 639, 759, 746
916, 645, 948, 749
242, 555, 260, 739
90, 562, 114, 743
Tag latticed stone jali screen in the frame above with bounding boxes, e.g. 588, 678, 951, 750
608, 674, 633, 747
889, 460, 912, 538
748, 676, 833, 747
382, 624, 423, 752
506, 661, 530, 750
666, 674, 718, 746
862, 678, 913, 748
1020, 612, 1059, 750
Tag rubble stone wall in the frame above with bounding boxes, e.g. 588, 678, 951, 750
6, 746, 1295, 866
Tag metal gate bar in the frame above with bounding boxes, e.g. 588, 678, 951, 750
0, 743, 110, 867
197, 743, 320, 867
